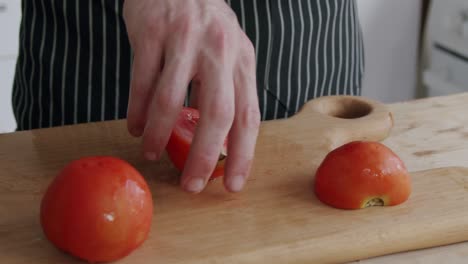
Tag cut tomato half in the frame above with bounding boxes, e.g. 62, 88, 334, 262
314, 141, 412, 210
166, 107, 228, 179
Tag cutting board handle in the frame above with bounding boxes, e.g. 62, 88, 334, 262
290, 96, 393, 145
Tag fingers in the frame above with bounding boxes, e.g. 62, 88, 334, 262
127, 41, 163, 137
180, 62, 235, 193
127, 4, 259, 194
224, 42, 261, 192
141, 28, 196, 161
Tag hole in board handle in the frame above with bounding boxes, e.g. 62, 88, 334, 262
317, 97, 373, 119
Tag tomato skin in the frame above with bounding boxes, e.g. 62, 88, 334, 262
166, 107, 227, 179
314, 141, 411, 210
40, 156, 153, 263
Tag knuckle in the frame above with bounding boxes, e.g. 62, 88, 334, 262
145, 15, 162, 37
122, 7, 130, 22
221, 7, 239, 24
174, 15, 194, 38
207, 22, 231, 57
243, 41, 256, 62
205, 98, 234, 128
239, 39, 256, 69
154, 88, 179, 115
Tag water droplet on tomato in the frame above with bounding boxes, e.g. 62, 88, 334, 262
125, 180, 146, 196
103, 212, 115, 222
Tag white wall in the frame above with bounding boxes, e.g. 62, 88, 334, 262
357, 0, 422, 103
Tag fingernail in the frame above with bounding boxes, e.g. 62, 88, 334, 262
185, 178, 205, 193
228, 175, 245, 192
144, 152, 158, 161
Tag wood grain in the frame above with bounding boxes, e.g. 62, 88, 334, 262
354, 92, 468, 263
1, 94, 468, 263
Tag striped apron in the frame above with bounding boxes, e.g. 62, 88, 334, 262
12, 0, 364, 131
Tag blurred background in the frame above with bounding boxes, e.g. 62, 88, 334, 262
0, 0, 467, 133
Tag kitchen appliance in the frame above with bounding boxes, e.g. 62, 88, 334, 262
0, 0, 21, 133
422, 0, 468, 96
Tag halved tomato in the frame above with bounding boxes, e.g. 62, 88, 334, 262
314, 141, 411, 210
166, 107, 228, 179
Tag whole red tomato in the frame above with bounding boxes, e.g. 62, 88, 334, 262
40, 156, 153, 263
166, 107, 228, 179
314, 141, 411, 210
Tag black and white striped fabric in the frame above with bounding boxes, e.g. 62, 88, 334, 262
12, 0, 364, 131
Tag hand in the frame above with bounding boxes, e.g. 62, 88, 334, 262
123, 0, 260, 193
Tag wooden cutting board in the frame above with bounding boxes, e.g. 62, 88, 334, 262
1, 96, 468, 264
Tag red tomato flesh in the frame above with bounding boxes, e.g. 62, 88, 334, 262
40, 156, 153, 263
314, 141, 411, 210
166, 107, 228, 179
